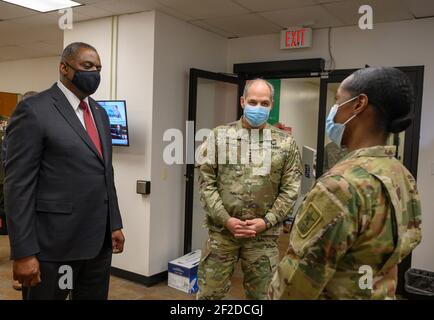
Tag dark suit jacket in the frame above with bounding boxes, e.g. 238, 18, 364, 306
4, 83, 123, 261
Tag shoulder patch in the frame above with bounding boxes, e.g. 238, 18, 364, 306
296, 203, 323, 238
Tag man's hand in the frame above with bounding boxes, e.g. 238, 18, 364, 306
245, 218, 267, 234
225, 217, 256, 239
112, 229, 125, 254
13, 256, 41, 287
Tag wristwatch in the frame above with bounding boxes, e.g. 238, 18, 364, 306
263, 217, 272, 230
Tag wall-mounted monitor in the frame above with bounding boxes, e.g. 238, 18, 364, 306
97, 100, 129, 146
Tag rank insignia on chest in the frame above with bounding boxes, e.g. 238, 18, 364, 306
271, 139, 280, 149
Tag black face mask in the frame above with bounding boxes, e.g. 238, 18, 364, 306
64, 61, 101, 96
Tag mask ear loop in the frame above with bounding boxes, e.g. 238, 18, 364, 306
339, 95, 361, 125
343, 113, 357, 126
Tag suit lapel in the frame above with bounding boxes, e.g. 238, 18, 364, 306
50, 84, 104, 165
89, 99, 110, 167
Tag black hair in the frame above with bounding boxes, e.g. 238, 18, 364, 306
61, 42, 97, 62
342, 67, 414, 133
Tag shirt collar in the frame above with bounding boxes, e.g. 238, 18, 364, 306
345, 145, 397, 160
57, 80, 89, 111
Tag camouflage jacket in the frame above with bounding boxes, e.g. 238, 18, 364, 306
198, 118, 302, 236
269, 145, 422, 299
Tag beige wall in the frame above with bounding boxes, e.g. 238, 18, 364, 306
0, 56, 59, 94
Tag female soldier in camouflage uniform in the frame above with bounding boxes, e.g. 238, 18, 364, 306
269, 67, 422, 299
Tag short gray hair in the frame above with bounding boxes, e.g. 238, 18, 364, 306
243, 78, 275, 101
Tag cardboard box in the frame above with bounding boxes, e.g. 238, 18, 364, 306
168, 249, 201, 294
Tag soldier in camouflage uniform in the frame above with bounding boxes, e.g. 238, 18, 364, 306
269, 67, 422, 299
196, 79, 302, 300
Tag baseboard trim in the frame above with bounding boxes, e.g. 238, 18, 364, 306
110, 267, 167, 287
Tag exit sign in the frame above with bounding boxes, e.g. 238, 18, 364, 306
280, 27, 312, 49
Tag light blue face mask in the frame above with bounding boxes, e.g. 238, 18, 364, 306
326, 95, 359, 147
243, 105, 270, 128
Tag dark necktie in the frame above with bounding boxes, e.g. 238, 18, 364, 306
79, 100, 103, 157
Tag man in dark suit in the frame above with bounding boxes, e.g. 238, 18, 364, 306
4, 42, 125, 300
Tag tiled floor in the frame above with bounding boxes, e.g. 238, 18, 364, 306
0, 232, 289, 300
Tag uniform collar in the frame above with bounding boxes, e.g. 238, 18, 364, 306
236, 117, 271, 142
345, 145, 397, 159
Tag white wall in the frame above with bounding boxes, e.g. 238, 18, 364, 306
191, 79, 238, 251
150, 11, 227, 275
228, 17, 434, 271
0, 56, 59, 94
113, 12, 155, 276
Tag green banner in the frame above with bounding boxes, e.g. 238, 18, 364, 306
267, 79, 280, 125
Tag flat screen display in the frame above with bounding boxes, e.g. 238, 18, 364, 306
97, 100, 129, 146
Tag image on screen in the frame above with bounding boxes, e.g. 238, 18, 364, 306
97, 100, 129, 146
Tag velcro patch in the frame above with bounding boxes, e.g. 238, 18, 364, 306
296, 203, 322, 238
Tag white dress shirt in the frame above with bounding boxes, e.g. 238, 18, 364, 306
56, 80, 96, 129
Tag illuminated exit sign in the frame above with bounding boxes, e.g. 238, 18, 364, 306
280, 27, 312, 49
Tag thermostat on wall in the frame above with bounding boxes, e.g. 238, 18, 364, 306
136, 180, 151, 195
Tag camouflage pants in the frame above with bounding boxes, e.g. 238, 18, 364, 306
196, 230, 279, 300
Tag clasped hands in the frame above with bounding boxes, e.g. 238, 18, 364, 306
225, 217, 266, 238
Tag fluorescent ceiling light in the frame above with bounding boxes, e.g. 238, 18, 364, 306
2, 0, 82, 12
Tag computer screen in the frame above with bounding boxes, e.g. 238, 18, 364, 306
97, 100, 129, 146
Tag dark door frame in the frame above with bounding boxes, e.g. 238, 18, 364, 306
184, 68, 239, 254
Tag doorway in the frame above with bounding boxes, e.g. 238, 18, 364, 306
184, 69, 240, 253
184, 61, 424, 297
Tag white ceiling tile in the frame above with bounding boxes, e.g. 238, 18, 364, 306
314, 0, 347, 3
75, 0, 102, 4
157, 0, 249, 19
9, 12, 59, 27
204, 13, 282, 37
323, 0, 414, 26
402, 0, 434, 18
0, 22, 62, 46
189, 19, 237, 38
260, 5, 345, 29
72, 4, 115, 18
91, 0, 160, 14
17, 40, 61, 51
234, 0, 317, 12
0, 1, 36, 20
156, 5, 195, 21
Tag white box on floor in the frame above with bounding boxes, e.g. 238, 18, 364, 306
168, 249, 201, 294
